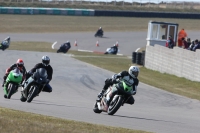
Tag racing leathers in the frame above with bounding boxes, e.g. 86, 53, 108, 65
25, 63, 53, 93
98, 71, 139, 105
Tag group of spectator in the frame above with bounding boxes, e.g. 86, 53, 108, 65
166, 29, 200, 52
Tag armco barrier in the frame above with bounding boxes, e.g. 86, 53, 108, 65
94, 10, 200, 19
0, 7, 95, 16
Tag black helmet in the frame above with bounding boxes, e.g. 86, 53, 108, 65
42, 55, 50, 66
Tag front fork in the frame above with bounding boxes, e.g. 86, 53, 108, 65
22, 77, 34, 98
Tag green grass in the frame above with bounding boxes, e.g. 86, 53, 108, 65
1, 15, 200, 33
0, 107, 149, 133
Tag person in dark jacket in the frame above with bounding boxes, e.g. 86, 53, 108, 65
182, 37, 189, 49
57, 41, 71, 53
192, 39, 200, 52
188, 40, 195, 51
23, 55, 53, 93
104, 44, 118, 54
97, 66, 139, 109
166, 36, 175, 49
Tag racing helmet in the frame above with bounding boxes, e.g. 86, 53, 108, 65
16, 59, 24, 69
128, 66, 139, 78
42, 55, 50, 66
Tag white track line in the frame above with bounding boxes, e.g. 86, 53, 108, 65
51, 41, 57, 49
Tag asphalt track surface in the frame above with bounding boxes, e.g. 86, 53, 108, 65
0, 32, 200, 133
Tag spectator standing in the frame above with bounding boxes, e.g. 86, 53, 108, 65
178, 29, 187, 48
182, 37, 189, 49
186, 38, 191, 48
166, 36, 175, 49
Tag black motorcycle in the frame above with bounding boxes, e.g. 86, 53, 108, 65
0, 36, 10, 51
20, 68, 48, 103
95, 30, 103, 37
57, 44, 71, 53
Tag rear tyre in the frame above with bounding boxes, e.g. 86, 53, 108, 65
93, 102, 102, 113
107, 96, 123, 115
27, 86, 39, 103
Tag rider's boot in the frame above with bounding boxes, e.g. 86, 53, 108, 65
2, 80, 5, 87
97, 90, 105, 98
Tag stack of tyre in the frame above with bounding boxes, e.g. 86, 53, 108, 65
132, 51, 145, 66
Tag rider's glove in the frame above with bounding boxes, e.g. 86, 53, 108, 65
46, 79, 50, 84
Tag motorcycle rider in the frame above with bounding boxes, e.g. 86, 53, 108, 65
2, 59, 27, 98
1, 36, 10, 50
97, 66, 139, 107
2, 59, 26, 87
104, 44, 118, 55
97, 27, 103, 35
22, 55, 53, 94
57, 41, 71, 53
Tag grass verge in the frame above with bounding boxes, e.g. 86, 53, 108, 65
1, 15, 200, 33
0, 107, 149, 133
9, 42, 200, 101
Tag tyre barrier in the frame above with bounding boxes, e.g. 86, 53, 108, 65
141, 51, 145, 66
132, 51, 145, 65
136, 52, 142, 65
132, 52, 137, 64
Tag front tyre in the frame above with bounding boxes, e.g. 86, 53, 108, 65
27, 86, 39, 103
93, 101, 102, 114
7, 83, 16, 99
107, 96, 123, 115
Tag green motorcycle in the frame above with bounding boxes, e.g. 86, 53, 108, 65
4, 68, 23, 99
93, 79, 133, 115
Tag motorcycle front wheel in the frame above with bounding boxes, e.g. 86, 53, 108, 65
27, 86, 39, 103
93, 101, 102, 113
107, 96, 123, 115
7, 83, 16, 99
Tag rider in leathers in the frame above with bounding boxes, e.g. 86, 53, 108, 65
23, 55, 53, 94
97, 66, 139, 107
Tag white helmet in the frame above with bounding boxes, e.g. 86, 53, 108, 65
129, 66, 139, 78
42, 55, 50, 66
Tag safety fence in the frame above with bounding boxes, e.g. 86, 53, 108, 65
0, 7, 95, 15
94, 10, 200, 19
